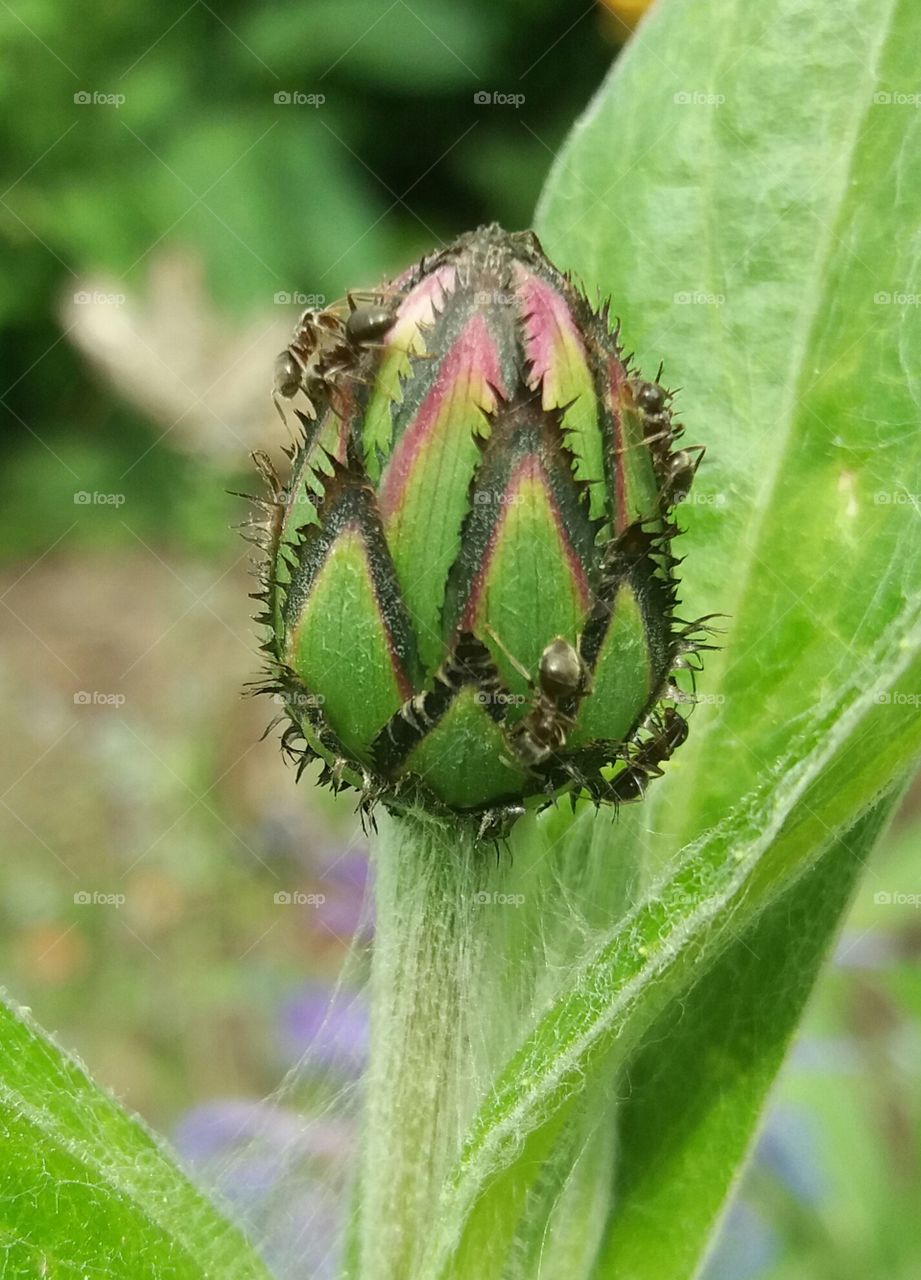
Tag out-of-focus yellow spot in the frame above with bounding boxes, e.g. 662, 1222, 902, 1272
15, 924, 90, 985
598, 0, 654, 40
125, 870, 186, 932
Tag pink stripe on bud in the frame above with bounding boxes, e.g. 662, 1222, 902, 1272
516, 266, 588, 406
378, 310, 505, 519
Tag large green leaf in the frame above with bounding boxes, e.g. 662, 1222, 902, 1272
0, 996, 272, 1279
592, 794, 895, 1280
413, 1, 921, 1276
537, 0, 921, 848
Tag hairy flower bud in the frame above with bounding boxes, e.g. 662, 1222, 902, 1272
251, 225, 712, 835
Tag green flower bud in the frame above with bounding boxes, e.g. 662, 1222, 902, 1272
252, 225, 712, 835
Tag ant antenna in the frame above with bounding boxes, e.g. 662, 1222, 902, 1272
483, 623, 534, 687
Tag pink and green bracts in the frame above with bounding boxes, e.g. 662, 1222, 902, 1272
253, 225, 712, 837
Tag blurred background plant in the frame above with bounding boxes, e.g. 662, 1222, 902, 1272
0, 1, 918, 1277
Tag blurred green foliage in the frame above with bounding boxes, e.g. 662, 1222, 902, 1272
0, 0, 613, 562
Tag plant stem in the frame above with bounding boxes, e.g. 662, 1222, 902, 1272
352, 801, 641, 1280
357, 810, 501, 1280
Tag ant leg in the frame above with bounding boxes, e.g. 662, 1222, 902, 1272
605, 765, 652, 805
342, 286, 407, 312
483, 624, 535, 689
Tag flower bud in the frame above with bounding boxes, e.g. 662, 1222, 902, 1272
252, 225, 711, 835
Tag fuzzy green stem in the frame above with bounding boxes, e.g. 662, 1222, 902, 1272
357, 810, 505, 1280
353, 802, 643, 1280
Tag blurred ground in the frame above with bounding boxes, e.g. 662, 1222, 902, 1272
0, 544, 362, 1124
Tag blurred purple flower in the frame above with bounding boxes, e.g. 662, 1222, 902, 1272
175, 1098, 351, 1164
755, 1104, 826, 1205
703, 1200, 776, 1280
279, 982, 369, 1075
315, 848, 373, 940
704, 1097, 829, 1280
174, 1098, 355, 1280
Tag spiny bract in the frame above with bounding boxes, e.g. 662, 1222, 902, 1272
249, 225, 713, 837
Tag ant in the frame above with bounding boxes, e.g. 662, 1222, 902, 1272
629, 376, 706, 510
484, 627, 591, 769
272, 291, 399, 421
485, 626, 694, 802
599, 706, 689, 804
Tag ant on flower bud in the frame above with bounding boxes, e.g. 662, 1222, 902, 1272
272, 292, 399, 420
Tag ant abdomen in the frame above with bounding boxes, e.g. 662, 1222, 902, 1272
345, 305, 397, 346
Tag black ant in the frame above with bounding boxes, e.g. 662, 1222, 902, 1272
485, 627, 591, 769
629, 376, 705, 509
272, 292, 398, 421
602, 706, 689, 803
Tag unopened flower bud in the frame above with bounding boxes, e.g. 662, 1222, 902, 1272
252, 225, 712, 835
